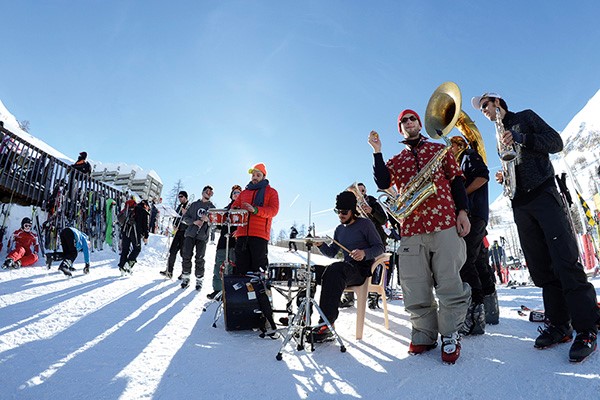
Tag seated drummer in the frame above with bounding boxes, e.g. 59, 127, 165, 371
312, 191, 385, 341
207, 184, 242, 299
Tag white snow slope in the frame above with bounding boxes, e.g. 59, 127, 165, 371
1, 231, 599, 400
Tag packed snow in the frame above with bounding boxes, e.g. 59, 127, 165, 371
1, 221, 599, 400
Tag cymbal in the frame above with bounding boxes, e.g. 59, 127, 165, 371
289, 237, 329, 243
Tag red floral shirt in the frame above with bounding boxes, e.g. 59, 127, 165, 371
385, 139, 463, 237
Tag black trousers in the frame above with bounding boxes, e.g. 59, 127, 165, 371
59, 228, 78, 262
513, 186, 599, 332
166, 229, 186, 273
181, 236, 207, 278
119, 231, 142, 268
477, 246, 497, 293
314, 261, 367, 325
234, 236, 269, 275
460, 216, 496, 304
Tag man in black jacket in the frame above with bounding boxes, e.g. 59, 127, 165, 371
118, 199, 150, 275
180, 186, 215, 291
450, 136, 498, 334
473, 92, 599, 362
160, 191, 189, 279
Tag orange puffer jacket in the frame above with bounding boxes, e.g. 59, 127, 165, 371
231, 185, 279, 241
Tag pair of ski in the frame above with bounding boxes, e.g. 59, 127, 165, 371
517, 305, 548, 323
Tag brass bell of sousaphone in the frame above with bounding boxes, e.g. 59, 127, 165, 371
424, 81, 487, 164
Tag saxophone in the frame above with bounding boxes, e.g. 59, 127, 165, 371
495, 108, 517, 199
378, 144, 450, 224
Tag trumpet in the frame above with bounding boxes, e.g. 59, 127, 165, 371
495, 108, 517, 199
346, 182, 371, 218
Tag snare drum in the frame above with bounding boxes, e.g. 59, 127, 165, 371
267, 263, 303, 286
208, 208, 228, 225
227, 209, 249, 226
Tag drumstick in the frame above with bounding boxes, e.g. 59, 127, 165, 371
325, 235, 351, 254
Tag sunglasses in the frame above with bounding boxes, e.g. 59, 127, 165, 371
232, 191, 241, 195
480, 100, 491, 110
400, 116, 418, 124
334, 209, 350, 215
23, 224, 32, 228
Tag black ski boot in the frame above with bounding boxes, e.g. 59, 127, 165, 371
534, 322, 573, 349
58, 260, 73, 277
181, 275, 190, 289
569, 331, 597, 362
483, 291, 500, 325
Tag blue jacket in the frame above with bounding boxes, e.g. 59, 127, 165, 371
68, 227, 90, 263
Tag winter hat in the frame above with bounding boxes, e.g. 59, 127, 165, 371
230, 185, 242, 199
79, 151, 88, 159
450, 136, 467, 147
248, 163, 267, 177
21, 217, 32, 228
336, 191, 358, 213
178, 190, 188, 198
471, 92, 502, 110
397, 109, 422, 133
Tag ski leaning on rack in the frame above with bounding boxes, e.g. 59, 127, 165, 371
0, 202, 13, 252
31, 207, 46, 257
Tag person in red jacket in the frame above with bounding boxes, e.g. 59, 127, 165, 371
231, 163, 280, 275
3, 217, 39, 268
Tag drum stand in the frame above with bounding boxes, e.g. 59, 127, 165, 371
276, 238, 346, 360
202, 219, 234, 327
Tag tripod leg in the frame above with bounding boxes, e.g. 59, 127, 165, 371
276, 298, 308, 360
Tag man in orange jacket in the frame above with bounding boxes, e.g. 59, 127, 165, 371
231, 163, 279, 275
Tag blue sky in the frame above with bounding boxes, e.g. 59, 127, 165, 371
2, 1, 600, 237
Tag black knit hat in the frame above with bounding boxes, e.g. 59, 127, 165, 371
336, 191, 358, 213
21, 217, 32, 228
178, 191, 188, 198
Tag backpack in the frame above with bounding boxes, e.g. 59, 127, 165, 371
118, 205, 135, 227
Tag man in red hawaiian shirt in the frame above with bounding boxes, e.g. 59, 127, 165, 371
369, 109, 471, 364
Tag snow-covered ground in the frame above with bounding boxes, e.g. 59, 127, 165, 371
1, 233, 599, 400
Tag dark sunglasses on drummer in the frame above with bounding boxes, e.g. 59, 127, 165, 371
23, 224, 32, 229
335, 209, 350, 215
400, 116, 417, 124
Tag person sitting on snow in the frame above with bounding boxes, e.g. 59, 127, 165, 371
2, 217, 39, 269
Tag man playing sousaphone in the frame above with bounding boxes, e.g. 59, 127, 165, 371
449, 136, 498, 335
369, 108, 471, 364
